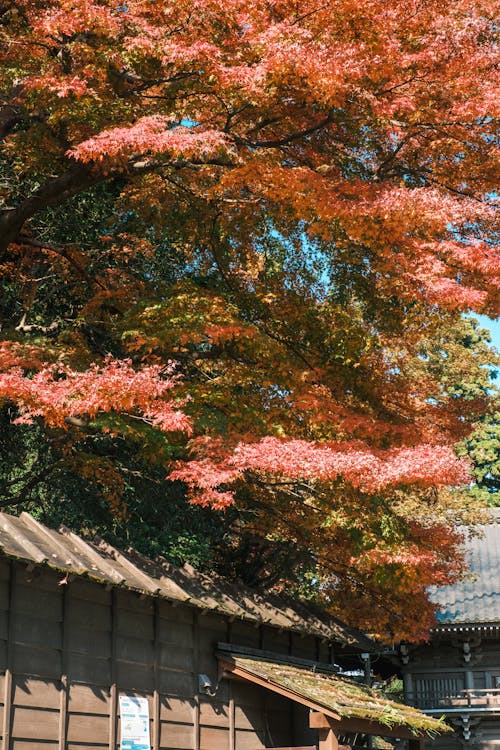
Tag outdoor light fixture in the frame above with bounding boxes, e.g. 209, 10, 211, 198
198, 673, 223, 697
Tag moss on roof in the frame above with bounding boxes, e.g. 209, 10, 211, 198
230, 656, 449, 737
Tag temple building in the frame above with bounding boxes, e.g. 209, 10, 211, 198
401, 510, 500, 749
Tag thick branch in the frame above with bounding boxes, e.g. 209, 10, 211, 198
0, 153, 236, 258
0, 460, 63, 508
0, 162, 101, 256
0, 86, 25, 141
15, 313, 59, 335
16, 234, 107, 289
236, 112, 335, 148
0, 103, 22, 141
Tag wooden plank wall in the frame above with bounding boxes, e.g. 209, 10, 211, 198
403, 637, 500, 749
0, 559, 325, 749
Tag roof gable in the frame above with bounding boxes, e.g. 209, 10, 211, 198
218, 652, 449, 738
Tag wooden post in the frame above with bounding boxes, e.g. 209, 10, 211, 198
193, 611, 200, 750
2, 562, 15, 750
318, 728, 339, 750
152, 598, 160, 750
58, 584, 69, 750
229, 688, 235, 750
408, 741, 425, 750
310, 713, 340, 750
109, 588, 118, 750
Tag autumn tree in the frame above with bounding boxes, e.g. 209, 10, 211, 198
0, 0, 499, 639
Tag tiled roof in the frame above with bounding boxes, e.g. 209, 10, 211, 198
0, 511, 373, 648
430, 509, 500, 627
218, 653, 449, 737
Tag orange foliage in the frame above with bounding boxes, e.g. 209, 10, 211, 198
0, 0, 499, 637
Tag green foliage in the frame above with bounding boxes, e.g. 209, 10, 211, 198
452, 319, 500, 506
460, 410, 500, 505
0, 403, 316, 588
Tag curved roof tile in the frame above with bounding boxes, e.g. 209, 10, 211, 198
429, 509, 500, 626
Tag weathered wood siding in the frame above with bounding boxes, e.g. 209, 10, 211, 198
0, 559, 322, 749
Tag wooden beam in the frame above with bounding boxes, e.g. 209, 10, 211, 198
335, 718, 421, 741
318, 728, 339, 750
310, 714, 341, 750
310, 712, 424, 742
311, 712, 336, 729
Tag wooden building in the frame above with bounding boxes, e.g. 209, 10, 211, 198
400, 510, 500, 749
0, 511, 444, 750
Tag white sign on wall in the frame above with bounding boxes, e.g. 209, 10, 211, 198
119, 694, 151, 750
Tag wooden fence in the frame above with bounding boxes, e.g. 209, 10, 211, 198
0, 560, 319, 749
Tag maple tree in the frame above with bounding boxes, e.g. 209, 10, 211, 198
0, 0, 499, 639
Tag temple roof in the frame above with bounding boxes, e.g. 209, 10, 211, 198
430, 509, 500, 628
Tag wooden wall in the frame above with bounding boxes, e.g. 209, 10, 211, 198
0, 559, 325, 749
402, 635, 500, 750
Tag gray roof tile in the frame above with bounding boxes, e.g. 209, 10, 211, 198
429, 509, 500, 625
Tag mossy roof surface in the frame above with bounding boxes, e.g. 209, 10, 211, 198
230, 657, 449, 737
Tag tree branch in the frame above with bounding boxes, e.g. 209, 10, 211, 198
236, 112, 335, 148
15, 313, 59, 335
0, 461, 63, 508
0, 162, 101, 256
16, 234, 107, 289
0, 153, 236, 259
0, 85, 24, 142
